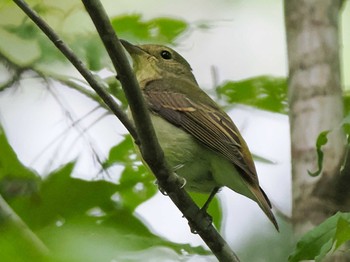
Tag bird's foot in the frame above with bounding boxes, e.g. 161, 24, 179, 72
188, 208, 213, 234
155, 175, 186, 196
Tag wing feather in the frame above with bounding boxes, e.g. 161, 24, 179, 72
144, 78, 258, 185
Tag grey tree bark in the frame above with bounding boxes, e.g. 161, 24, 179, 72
285, 0, 349, 260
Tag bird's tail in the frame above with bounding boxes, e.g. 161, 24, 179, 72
248, 184, 279, 231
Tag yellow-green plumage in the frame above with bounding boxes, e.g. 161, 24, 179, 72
121, 40, 279, 231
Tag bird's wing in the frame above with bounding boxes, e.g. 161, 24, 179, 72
143, 78, 259, 185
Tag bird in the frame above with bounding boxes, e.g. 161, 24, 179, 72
120, 39, 279, 231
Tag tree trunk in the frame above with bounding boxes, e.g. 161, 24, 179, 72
285, 0, 347, 247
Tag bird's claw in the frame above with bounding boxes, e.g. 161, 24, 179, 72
155, 175, 186, 195
188, 208, 213, 234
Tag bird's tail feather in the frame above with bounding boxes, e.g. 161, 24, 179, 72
248, 184, 279, 231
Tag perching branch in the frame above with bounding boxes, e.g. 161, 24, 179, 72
13, 0, 240, 260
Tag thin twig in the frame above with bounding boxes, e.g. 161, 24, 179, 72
12, 0, 240, 260
12, 0, 138, 141
0, 194, 50, 257
81, 0, 240, 261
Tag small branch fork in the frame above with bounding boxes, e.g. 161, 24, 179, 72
11, 0, 240, 260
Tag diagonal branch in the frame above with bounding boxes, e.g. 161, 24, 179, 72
0, 194, 50, 257
12, 0, 138, 141
13, 0, 240, 260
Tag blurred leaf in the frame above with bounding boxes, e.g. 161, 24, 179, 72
0, 131, 210, 261
106, 77, 128, 109
344, 91, 350, 116
4, 22, 41, 40
4, 18, 66, 64
0, 127, 40, 199
0, 226, 47, 262
111, 14, 188, 44
118, 164, 157, 212
342, 111, 350, 144
288, 212, 350, 262
104, 135, 136, 167
36, 35, 66, 63
38, 216, 211, 262
104, 135, 157, 211
10, 162, 119, 228
148, 17, 188, 43
69, 35, 108, 71
111, 14, 150, 42
0, 127, 38, 180
217, 76, 288, 114
308, 130, 330, 177
4, 162, 210, 261
334, 217, 350, 250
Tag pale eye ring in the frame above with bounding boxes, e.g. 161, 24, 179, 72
160, 50, 172, 60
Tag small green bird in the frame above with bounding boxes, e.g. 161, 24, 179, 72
121, 40, 278, 231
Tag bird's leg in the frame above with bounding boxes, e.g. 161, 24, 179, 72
155, 173, 187, 196
189, 187, 221, 234
202, 186, 220, 212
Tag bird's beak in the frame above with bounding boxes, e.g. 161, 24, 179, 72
120, 39, 144, 56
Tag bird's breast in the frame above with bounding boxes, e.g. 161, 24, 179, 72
150, 113, 219, 192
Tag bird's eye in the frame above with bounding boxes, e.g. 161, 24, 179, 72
160, 50, 172, 60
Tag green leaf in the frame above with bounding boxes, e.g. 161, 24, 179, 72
308, 130, 330, 177
4, 161, 210, 261
288, 212, 350, 262
111, 14, 150, 42
341, 112, 350, 143
334, 217, 350, 250
69, 35, 108, 71
148, 17, 188, 43
38, 216, 211, 261
106, 77, 128, 109
104, 135, 158, 211
118, 164, 157, 211
9, 162, 118, 228
111, 14, 188, 44
4, 22, 41, 40
216, 76, 288, 114
344, 91, 350, 117
104, 135, 136, 167
0, 127, 40, 199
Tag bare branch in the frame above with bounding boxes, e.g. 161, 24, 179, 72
81, 0, 239, 260
12, 0, 138, 141
12, 0, 240, 260
0, 194, 50, 257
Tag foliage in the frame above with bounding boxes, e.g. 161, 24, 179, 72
4, 0, 349, 261
0, 127, 212, 261
289, 212, 350, 262
216, 75, 288, 114
111, 14, 188, 44
308, 110, 350, 177
307, 130, 330, 177
0, 2, 220, 261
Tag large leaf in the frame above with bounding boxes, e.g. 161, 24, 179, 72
0, 127, 39, 199
289, 212, 350, 262
217, 76, 288, 114
111, 14, 188, 44
3, 160, 210, 261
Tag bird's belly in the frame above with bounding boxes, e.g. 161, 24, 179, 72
151, 114, 219, 192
